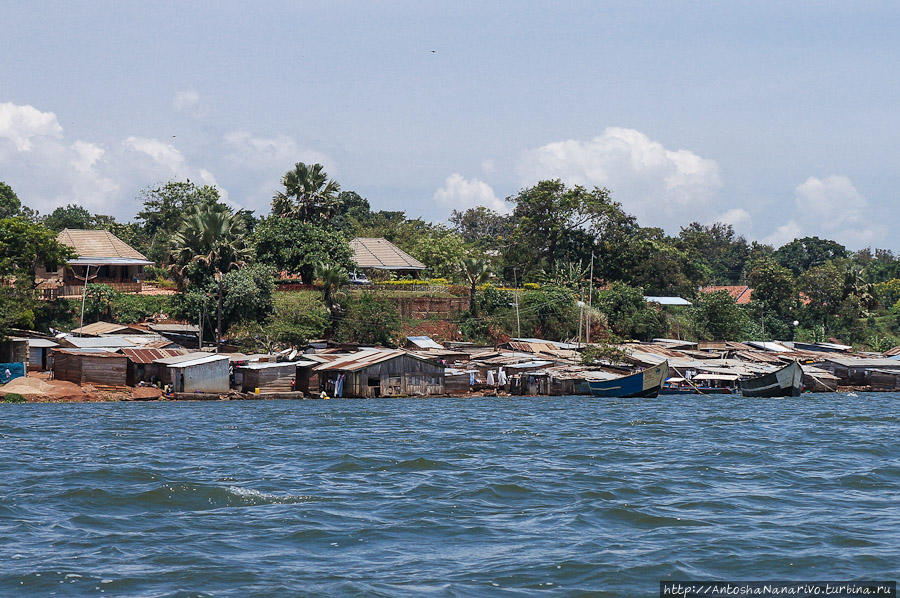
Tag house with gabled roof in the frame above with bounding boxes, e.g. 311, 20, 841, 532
349, 237, 426, 276
38, 229, 154, 297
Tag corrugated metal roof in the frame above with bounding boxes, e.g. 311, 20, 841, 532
406, 336, 444, 349
27, 338, 59, 348
63, 336, 137, 349
239, 361, 316, 370
313, 349, 430, 372
120, 348, 188, 364
823, 357, 900, 368
70, 321, 149, 336
349, 237, 426, 270
148, 323, 200, 333
154, 351, 217, 365
163, 354, 230, 368
53, 349, 125, 358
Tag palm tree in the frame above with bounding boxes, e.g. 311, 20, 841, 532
314, 261, 348, 317
168, 203, 251, 350
460, 257, 491, 315
272, 162, 341, 221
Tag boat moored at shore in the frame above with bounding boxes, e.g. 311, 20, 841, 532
588, 361, 668, 398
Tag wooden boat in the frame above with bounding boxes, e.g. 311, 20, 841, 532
588, 361, 668, 398
740, 360, 803, 398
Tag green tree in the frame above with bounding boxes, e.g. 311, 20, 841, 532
253, 217, 353, 283
748, 257, 796, 319
272, 162, 341, 221
335, 293, 401, 346
774, 236, 848, 275
0, 181, 22, 219
409, 229, 469, 280
798, 262, 846, 332
83, 284, 122, 322
518, 285, 580, 340
874, 278, 900, 308
678, 222, 749, 284
0, 217, 75, 337
314, 262, 348, 317
596, 282, 665, 341
460, 257, 491, 314
219, 264, 276, 329
450, 206, 511, 248
137, 180, 221, 263
167, 202, 251, 348
42, 204, 94, 232
690, 290, 748, 340
506, 180, 636, 278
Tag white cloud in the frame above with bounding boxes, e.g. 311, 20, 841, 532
709, 208, 752, 231
0, 102, 63, 151
763, 175, 883, 248
173, 90, 200, 112
0, 102, 225, 217
518, 127, 722, 227
434, 173, 505, 213
763, 220, 803, 247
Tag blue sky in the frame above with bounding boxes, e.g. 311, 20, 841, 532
1, 1, 897, 249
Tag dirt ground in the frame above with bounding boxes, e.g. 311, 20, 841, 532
1, 372, 162, 402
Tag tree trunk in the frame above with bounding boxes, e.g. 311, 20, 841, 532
216, 276, 223, 353
469, 281, 477, 315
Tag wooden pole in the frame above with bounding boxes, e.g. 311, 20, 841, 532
78, 265, 92, 336
586, 253, 594, 344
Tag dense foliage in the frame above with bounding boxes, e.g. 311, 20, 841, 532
2, 167, 899, 349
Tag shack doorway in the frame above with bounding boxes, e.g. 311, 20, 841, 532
368, 376, 380, 397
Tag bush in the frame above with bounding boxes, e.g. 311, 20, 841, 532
2, 393, 26, 403
335, 293, 401, 346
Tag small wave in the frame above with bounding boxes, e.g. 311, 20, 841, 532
605, 505, 710, 528
383, 457, 453, 471
59, 483, 315, 511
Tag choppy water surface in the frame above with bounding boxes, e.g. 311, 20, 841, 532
1, 394, 897, 596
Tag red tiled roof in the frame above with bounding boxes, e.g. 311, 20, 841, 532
700, 285, 753, 304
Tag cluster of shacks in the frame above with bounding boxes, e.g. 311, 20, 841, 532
9, 320, 900, 396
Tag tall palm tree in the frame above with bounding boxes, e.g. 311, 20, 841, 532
314, 261, 348, 317
168, 203, 251, 350
460, 257, 491, 315
272, 162, 341, 221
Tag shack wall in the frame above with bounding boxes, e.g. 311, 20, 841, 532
173, 359, 230, 393
239, 364, 296, 392
81, 354, 127, 386
52, 351, 82, 383
323, 355, 445, 397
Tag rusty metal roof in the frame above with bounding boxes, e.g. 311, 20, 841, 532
313, 349, 432, 372
119, 348, 189, 364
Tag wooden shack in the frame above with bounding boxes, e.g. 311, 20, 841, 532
51, 349, 128, 386
314, 349, 445, 398
27, 338, 58, 371
820, 357, 900, 385
236, 362, 304, 393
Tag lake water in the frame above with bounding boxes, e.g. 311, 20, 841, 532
1, 394, 897, 596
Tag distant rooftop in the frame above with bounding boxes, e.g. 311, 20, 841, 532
700, 285, 753, 304
644, 296, 692, 306
349, 237, 426, 270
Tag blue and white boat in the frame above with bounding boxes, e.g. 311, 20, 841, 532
587, 361, 668, 398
